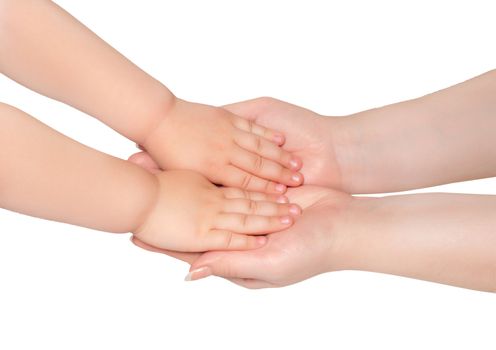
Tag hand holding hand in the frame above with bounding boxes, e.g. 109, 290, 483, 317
132, 185, 353, 288
141, 99, 304, 194
223, 97, 347, 190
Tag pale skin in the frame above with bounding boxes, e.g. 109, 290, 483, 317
0, 102, 301, 252
0, 2, 303, 252
132, 70, 496, 291
0, 0, 303, 193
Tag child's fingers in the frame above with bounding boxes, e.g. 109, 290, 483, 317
234, 130, 302, 171
220, 187, 289, 203
231, 116, 285, 145
213, 213, 294, 234
205, 230, 268, 251
230, 147, 303, 187
222, 198, 301, 217
223, 165, 287, 194
128, 151, 161, 174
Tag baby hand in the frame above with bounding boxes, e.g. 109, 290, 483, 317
141, 99, 304, 194
133, 170, 301, 252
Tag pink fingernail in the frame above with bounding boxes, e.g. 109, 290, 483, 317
291, 173, 302, 183
289, 205, 301, 215
273, 133, 285, 144
280, 216, 292, 225
289, 158, 300, 169
276, 195, 289, 203
256, 236, 268, 245
275, 184, 286, 193
184, 267, 212, 281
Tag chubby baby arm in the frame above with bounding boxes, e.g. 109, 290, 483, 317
0, 103, 299, 251
0, 102, 157, 233
0, 0, 303, 193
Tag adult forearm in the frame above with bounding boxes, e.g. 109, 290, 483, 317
0, 102, 158, 233
0, 0, 173, 144
341, 193, 496, 292
336, 69, 496, 193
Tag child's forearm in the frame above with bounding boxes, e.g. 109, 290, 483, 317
335, 69, 496, 193
0, 102, 158, 233
341, 193, 496, 292
0, 0, 173, 144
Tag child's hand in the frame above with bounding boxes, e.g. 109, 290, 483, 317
133, 170, 301, 252
141, 99, 304, 194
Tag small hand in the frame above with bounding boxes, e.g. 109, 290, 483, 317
142, 99, 304, 194
132, 185, 355, 288
133, 170, 301, 252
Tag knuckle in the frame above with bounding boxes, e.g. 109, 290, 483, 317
254, 136, 263, 153
253, 155, 264, 173
224, 231, 234, 249
241, 174, 253, 190
247, 120, 254, 133
263, 179, 272, 193
240, 214, 249, 228
248, 200, 258, 214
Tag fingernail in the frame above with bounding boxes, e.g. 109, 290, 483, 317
291, 173, 302, 183
276, 195, 289, 203
256, 236, 268, 245
184, 267, 212, 282
280, 216, 292, 225
289, 158, 299, 169
289, 204, 301, 215
275, 183, 286, 193
273, 133, 284, 144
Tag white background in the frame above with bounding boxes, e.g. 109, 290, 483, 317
1, 0, 495, 349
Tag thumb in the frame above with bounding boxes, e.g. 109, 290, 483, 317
128, 151, 161, 174
185, 248, 266, 282
204, 230, 268, 252
222, 97, 273, 121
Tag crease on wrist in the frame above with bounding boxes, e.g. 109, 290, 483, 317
139, 94, 178, 151
131, 171, 161, 238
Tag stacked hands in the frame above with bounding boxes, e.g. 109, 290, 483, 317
1, 0, 496, 291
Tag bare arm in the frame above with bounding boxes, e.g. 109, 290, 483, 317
0, 0, 172, 143
0, 102, 157, 233
0, 102, 294, 250
165, 187, 496, 292
338, 69, 496, 192
343, 192, 496, 291
0, 0, 302, 192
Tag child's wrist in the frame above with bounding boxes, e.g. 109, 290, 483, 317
130, 170, 161, 237
136, 90, 179, 147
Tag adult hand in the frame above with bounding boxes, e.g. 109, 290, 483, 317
131, 185, 355, 289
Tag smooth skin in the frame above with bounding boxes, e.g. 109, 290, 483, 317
131, 70, 496, 291
133, 185, 496, 292
223, 69, 496, 193
0, 103, 300, 252
0, 0, 303, 193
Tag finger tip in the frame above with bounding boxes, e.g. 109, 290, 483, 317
290, 173, 304, 185
280, 215, 293, 225
256, 236, 268, 246
289, 157, 303, 171
289, 204, 302, 216
273, 133, 285, 145
274, 183, 287, 194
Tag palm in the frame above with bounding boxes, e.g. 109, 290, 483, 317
224, 98, 342, 188
186, 185, 353, 288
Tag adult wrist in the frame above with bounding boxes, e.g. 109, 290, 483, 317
324, 196, 379, 273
